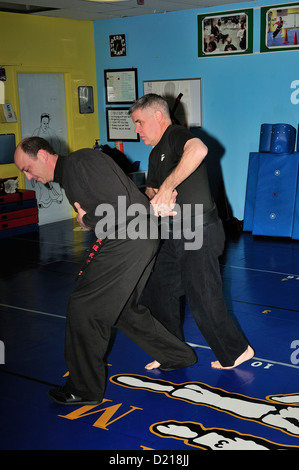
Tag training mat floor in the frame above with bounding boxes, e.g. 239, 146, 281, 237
1, 219, 299, 454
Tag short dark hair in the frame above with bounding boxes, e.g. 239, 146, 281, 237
128, 93, 170, 116
20, 137, 56, 158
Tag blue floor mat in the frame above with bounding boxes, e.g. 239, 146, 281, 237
1, 220, 299, 452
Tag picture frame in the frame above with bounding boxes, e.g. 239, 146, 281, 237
143, 78, 202, 128
198, 9, 253, 57
104, 68, 138, 104
78, 86, 94, 114
260, 3, 299, 52
106, 107, 140, 142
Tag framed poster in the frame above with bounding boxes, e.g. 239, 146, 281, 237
104, 68, 138, 104
18, 73, 72, 225
143, 78, 202, 128
198, 9, 253, 57
261, 4, 299, 52
106, 107, 139, 141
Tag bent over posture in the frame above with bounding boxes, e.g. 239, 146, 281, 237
14, 137, 196, 405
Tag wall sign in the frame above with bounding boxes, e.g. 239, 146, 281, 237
106, 107, 139, 142
104, 68, 138, 104
143, 78, 202, 128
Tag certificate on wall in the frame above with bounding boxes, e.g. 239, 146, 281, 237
106, 107, 139, 141
104, 68, 138, 104
143, 78, 202, 128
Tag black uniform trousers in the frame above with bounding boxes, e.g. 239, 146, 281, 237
142, 216, 249, 367
63, 233, 196, 401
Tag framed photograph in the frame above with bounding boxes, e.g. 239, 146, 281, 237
78, 86, 94, 114
104, 68, 138, 104
261, 4, 299, 52
106, 107, 140, 142
198, 9, 253, 57
143, 78, 202, 128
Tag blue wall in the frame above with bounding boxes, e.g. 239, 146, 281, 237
94, 1, 299, 220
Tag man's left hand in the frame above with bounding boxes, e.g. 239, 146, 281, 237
74, 202, 91, 230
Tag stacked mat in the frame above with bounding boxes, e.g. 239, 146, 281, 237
243, 123, 299, 239
0, 189, 39, 239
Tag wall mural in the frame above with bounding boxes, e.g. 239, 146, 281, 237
18, 73, 72, 225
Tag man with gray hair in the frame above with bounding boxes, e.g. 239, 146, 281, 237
129, 93, 254, 369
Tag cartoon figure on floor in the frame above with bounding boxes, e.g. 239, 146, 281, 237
151, 420, 299, 450
111, 374, 299, 439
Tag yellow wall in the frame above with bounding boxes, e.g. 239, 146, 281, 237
0, 11, 99, 188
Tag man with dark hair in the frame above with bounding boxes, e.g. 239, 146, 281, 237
21, 135, 57, 156
14, 137, 196, 405
129, 94, 254, 370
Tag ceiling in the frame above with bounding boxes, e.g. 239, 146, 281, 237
0, 0, 242, 21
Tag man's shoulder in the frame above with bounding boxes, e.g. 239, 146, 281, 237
68, 148, 111, 165
68, 148, 98, 159
165, 124, 194, 138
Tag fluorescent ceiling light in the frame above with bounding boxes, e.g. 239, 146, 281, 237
84, 0, 128, 3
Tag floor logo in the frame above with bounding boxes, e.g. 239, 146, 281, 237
110, 373, 299, 449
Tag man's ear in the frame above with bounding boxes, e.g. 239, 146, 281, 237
37, 149, 49, 162
154, 110, 163, 123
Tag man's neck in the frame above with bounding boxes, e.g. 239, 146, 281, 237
156, 121, 171, 144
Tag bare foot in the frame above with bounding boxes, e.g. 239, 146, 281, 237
211, 345, 254, 370
145, 360, 161, 370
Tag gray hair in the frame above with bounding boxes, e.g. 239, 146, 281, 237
128, 93, 170, 117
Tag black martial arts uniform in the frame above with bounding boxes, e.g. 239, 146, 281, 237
142, 125, 249, 367
51, 148, 196, 401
